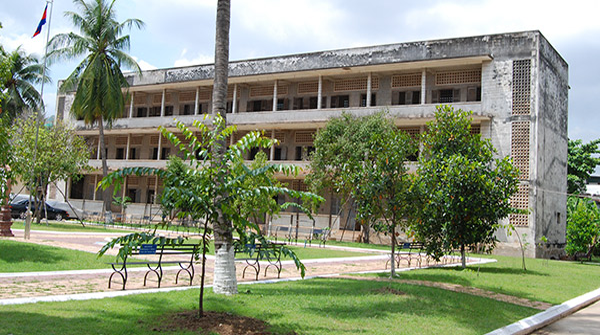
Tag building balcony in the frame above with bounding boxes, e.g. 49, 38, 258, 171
72, 102, 485, 134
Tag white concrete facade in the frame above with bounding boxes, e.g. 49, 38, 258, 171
54, 31, 568, 258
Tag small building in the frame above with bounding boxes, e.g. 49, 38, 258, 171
54, 30, 568, 258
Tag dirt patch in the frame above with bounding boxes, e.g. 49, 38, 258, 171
371, 286, 406, 296
152, 310, 296, 335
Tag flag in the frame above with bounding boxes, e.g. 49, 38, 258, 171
32, 4, 48, 38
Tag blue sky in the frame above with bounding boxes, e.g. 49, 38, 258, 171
2, 0, 599, 144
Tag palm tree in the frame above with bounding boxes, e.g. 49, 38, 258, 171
47, 0, 144, 223
211, 0, 237, 295
1, 47, 47, 123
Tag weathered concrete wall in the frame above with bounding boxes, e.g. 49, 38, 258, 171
533, 34, 569, 257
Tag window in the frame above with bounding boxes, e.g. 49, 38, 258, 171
161, 147, 170, 160
164, 106, 174, 116
149, 106, 161, 117
330, 95, 349, 108
152, 148, 159, 160
116, 148, 125, 160
128, 189, 140, 203
146, 190, 155, 204
433, 89, 461, 103
276, 98, 287, 111
136, 107, 148, 118
397, 91, 421, 105
274, 147, 285, 160
182, 104, 194, 115
467, 86, 482, 102
360, 93, 377, 107
295, 146, 315, 161
129, 148, 137, 160
293, 98, 304, 110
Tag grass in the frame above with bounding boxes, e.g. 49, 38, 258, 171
377, 254, 600, 305
0, 278, 536, 335
0, 239, 127, 273
0, 239, 373, 273
10, 220, 135, 234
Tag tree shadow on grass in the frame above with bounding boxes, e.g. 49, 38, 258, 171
0, 241, 68, 266
206, 278, 536, 334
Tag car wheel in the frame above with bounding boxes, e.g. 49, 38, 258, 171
55, 213, 63, 221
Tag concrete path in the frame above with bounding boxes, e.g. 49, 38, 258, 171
532, 300, 600, 334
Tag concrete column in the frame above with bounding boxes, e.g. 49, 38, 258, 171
160, 89, 166, 117
273, 81, 278, 112
157, 135, 162, 161
270, 129, 275, 161
232, 84, 238, 114
65, 177, 71, 201
129, 92, 134, 118
421, 69, 427, 105
96, 140, 101, 160
125, 134, 131, 160
93, 175, 98, 201
367, 73, 372, 107
194, 87, 200, 115
317, 75, 323, 110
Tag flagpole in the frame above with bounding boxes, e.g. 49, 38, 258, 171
25, 0, 54, 239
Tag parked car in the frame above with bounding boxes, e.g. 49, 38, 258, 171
9, 199, 69, 221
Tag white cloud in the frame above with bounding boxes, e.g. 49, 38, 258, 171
174, 49, 214, 67
404, 0, 600, 44
234, 0, 346, 47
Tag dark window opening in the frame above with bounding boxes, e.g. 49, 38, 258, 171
136, 107, 148, 118
70, 177, 85, 199
129, 148, 137, 160
147, 190, 155, 204
127, 189, 139, 203
295, 146, 315, 161
164, 106, 174, 116
274, 147, 282, 160
360, 93, 377, 107
439, 89, 454, 103
161, 148, 170, 160
149, 106, 161, 117
330, 95, 350, 109
152, 148, 158, 160
116, 148, 125, 160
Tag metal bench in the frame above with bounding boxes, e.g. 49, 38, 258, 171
108, 243, 198, 290
234, 241, 285, 280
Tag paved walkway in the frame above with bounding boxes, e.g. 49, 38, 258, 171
3, 227, 599, 333
532, 300, 600, 334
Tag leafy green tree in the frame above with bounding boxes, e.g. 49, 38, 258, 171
1, 47, 48, 123
413, 105, 520, 268
308, 112, 410, 243
566, 196, 600, 260
567, 139, 600, 195
233, 151, 282, 230
47, 0, 144, 223
99, 115, 323, 317
0, 23, 13, 208
353, 125, 416, 277
10, 115, 90, 224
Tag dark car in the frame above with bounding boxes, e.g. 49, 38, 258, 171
9, 199, 69, 221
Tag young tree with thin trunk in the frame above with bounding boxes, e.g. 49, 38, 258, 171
47, 0, 144, 224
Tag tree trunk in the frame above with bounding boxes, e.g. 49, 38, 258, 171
390, 224, 396, 278
211, 0, 236, 295
460, 243, 466, 268
97, 117, 112, 224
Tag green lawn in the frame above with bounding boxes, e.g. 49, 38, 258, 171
10, 220, 135, 234
0, 239, 125, 272
0, 239, 374, 273
0, 278, 535, 335
380, 254, 600, 305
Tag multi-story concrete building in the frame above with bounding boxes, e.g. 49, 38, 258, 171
54, 30, 568, 258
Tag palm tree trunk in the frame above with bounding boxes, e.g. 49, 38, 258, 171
211, 0, 236, 295
97, 117, 112, 224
